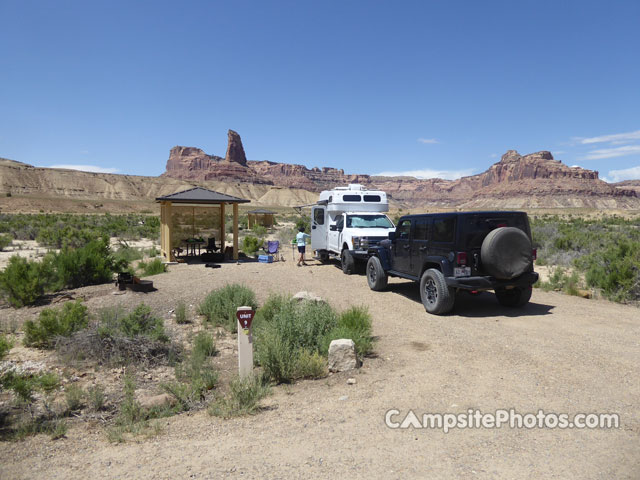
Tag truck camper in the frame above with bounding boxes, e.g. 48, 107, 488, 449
310, 184, 395, 274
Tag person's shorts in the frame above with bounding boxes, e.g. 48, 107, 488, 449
297, 245, 306, 253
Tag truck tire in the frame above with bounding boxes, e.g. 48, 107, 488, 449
481, 227, 532, 280
366, 256, 388, 291
495, 286, 532, 307
341, 249, 355, 274
420, 269, 455, 315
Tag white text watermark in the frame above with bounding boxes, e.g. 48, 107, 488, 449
385, 409, 620, 433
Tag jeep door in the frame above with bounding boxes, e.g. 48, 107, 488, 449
429, 216, 457, 273
393, 219, 412, 273
410, 217, 430, 277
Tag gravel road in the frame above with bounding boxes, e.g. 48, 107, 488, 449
1, 257, 639, 479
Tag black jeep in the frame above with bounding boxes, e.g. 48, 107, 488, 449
365, 211, 538, 314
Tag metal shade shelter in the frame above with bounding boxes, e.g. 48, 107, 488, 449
156, 187, 250, 261
247, 209, 276, 229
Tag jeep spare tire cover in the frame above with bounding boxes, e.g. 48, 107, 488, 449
480, 227, 531, 280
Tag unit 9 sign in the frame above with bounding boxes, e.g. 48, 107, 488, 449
236, 308, 255, 335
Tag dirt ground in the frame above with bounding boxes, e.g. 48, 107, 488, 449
1, 255, 639, 479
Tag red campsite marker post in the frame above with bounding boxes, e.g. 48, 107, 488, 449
236, 306, 255, 377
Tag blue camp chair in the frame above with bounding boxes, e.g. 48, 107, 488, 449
264, 240, 282, 261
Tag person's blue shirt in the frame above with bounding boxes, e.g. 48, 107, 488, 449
296, 231, 310, 246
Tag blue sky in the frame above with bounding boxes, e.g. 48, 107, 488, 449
1, 0, 639, 182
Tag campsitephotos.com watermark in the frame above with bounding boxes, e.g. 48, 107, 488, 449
385, 409, 620, 433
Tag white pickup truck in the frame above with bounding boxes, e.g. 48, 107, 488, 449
310, 184, 395, 274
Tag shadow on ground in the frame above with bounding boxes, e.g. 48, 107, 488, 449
387, 281, 554, 317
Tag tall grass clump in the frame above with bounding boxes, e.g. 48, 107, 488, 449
23, 300, 89, 348
0, 334, 13, 359
137, 258, 166, 277
254, 297, 375, 383
198, 284, 257, 332
208, 373, 270, 418
175, 301, 189, 324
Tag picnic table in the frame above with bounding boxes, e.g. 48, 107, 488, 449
183, 238, 205, 256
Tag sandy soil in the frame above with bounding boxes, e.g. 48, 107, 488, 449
1, 255, 639, 479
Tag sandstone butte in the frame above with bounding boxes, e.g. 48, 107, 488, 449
163, 130, 640, 209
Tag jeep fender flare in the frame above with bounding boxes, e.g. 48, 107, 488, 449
420, 256, 453, 277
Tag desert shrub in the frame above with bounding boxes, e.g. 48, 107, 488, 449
254, 299, 337, 383
242, 235, 262, 255
175, 301, 189, 324
51, 238, 123, 290
113, 246, 144, 264
0, 256, 49, 307
23, 300, 89, 348
137, 258, 166, 276
579, 239, 640, 302
277, 227, 297, 246
64, 384, 85, 412
208, 373, 270, 418
87, 385, 106, 411
57, 305, 177, 366
295, 216, 310, 233
198, 284, 257, 332
193, 331, 217, 357
0, 334, 13, 359
0, 371, 59, 404
0, 233, 12, 251
321, 306, 374, 357
251, 224, 268, 236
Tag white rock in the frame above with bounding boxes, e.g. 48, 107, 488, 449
347, 378, 356, 385
328, 339, 358, 372
292, 291, 324, 303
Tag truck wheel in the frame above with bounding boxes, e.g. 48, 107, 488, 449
366, 256, 388, 291
495, 286, 532, 307
341, 249, 355, 274
420, 269, 455, 315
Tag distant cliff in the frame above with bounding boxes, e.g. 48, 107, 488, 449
163, 131, 639, 209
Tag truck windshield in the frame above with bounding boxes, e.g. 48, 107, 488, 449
346, 214, 394, 228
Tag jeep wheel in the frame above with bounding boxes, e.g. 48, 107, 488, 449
341, 249, 355, 274
495, 286, 532, 307
419, 269, 455, 315
366, 256, 388, 291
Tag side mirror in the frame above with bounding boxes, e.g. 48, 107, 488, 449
388, 231, 396, 241
329, 225, 337, 231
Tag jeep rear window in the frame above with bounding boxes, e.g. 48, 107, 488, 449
463, 215, 529, 248
432, 217, 455, 242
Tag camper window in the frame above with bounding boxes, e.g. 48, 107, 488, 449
346, 214, 394, 229
343, 195, 362, 202
363, 195, 381, 202
314, 208, 325, 225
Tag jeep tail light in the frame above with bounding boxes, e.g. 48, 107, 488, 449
532, 248, 537, 261
456, 252, 467, 266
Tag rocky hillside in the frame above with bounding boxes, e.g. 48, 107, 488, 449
164, 131, 640, 209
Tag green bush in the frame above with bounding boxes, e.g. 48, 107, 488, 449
0, 334, 13, 359
254, 298, 374, 383
254, 299, 337, 383
117, 304, 168, 343
193, 331, 217, 357
579, 239, 640, 302
52, 238, 123, 290
138, 258, 166, 276
242, 236, 262, 255
0, 256, 49, 307
321, 306, 374, 357
23, 300, 89, 348
175, 301, 189, 324
251, 225, 268, 237
0, 371, 59, 403
295, 217, 310, 233
65, 384, 85, 412
0, 233, 12, 251
198, 284, 258, 332
208, 373, 270, 418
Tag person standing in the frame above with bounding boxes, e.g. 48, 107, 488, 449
296, 227, 311, 266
